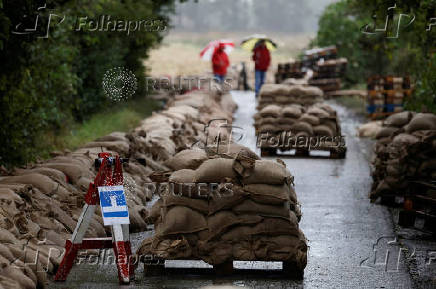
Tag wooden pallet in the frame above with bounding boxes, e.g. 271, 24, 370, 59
379, 194, 407, 207
397, 192, 436, 233
143, 259, 304, 279
260, 146, 346, 159
398, 209, 436, 234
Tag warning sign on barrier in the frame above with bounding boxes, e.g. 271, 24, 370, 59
98, 185, 130, 226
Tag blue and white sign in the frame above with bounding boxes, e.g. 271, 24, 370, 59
98, 185, 130, 226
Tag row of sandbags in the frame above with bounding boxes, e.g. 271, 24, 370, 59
0, 132, 151, 289
0, 89, 237, 288
128, 90, 236, 162
257, 84, 324, 110
137, 143, 307, 273
370, 112, 436, 200
254, 103, 340, 141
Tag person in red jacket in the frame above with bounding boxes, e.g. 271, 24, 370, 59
252, 40, 271, 96
212, 43, 230, 83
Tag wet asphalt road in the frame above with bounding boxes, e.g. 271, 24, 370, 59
49, 91, 432, 289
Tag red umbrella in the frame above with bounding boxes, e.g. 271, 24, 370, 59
200, 40, 234, 61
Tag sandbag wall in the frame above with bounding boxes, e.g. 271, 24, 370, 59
137, 143, 307, 275
0, 89, 237, 288
257, 84, 324, 111
254, 84, 345, 156
254, 103, 341, 138
370, 112, 436, 207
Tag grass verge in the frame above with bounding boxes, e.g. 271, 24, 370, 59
37, 97, 161, 160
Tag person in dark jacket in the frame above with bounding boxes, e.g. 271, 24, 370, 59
212, 43, 230, 83
252, 40, 271, 96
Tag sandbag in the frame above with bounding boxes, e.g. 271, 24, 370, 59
82, 141, 129, 155
147, 199, 163, 224
232, 199, 291, 219
313, 125, 334, 137
278, 118, 297, 125
195, 159, 236, 183
259, 124, 280, 133
358, 121, 382, 138
242, 160, 289, 185
14, 167, 67, 184
260, 84, 290, 96
307, 106, 330, 118
218, 142, 260, 160
260, 117, 278, 126
198, 240, 233, 265
0, 260, 35, 289
375, 127, 399, 139
299, 114, 320, 126
282, 106, 303, 119
156, 206, 207, 236
243, 183, 296, 205
289, 122, 314, 135
392, 133, 419, 145
220, 217, 299, 241
384, 111, 413, 127
207, 211, 263, 240
162, 194, 208, 214
164, 149, 208, 171
405, 113, 436, 133
260, 105, 282, 118
168, 169, 204, 198
41, 163, 88, 184
208, 185, 249, 214
0, 174, 70, 198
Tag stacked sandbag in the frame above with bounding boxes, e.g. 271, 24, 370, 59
137, 144, 307, 275
257, 84, 324, 110
254, 103, 341, 146
0, 88, 238, 288
357, 121, 383, 138
0, 137, 151, 288
370, 112, 436, 200
128, 90, 236, 161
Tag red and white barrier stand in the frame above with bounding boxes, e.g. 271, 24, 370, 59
54, 152, 134, 284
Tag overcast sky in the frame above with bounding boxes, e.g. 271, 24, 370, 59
171, 0, 338, 33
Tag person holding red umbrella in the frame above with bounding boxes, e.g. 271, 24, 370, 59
252, 40, 271, 96
211, 43, 230, 83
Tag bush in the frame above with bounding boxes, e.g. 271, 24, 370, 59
0, 0, 181, 166
312, 0, 436, 111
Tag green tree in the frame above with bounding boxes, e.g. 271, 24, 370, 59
0, 0, 183, 166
